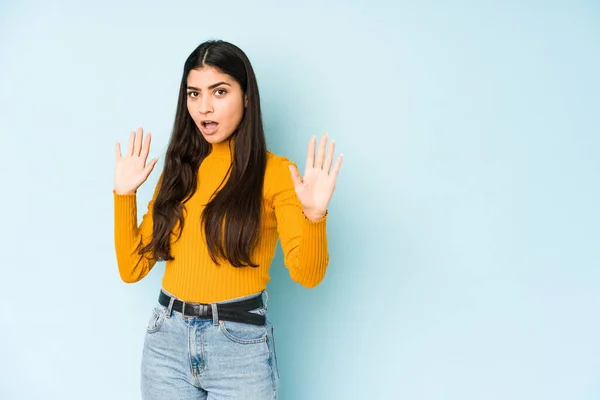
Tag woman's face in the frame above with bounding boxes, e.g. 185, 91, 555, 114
186, 66, 246, 144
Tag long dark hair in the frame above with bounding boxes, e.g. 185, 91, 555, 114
140, 40, 267, 268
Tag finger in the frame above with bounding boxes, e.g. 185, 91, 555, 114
330, 154, 343, 180
315, 133, 328, 169
115, 141, 122, 159
127, 131, 135, 156
144, 158, 159, 174
305, 135, 316, 174
141, 132, 152, 162
323, 140, 335, 174
134, 127, 143, 156
289, 164, 303, 186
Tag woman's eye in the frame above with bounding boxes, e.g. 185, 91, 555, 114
215, 89, 227, 96
187, 91, 199, 98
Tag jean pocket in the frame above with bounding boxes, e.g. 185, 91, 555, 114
146, 306, 165, 334
219, 320, 268, 345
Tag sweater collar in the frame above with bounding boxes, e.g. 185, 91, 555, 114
208, 136, 234, 159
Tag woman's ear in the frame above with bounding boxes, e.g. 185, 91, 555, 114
244, 94, 248, 107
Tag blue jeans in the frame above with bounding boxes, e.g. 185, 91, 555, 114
141, 288, 280, 399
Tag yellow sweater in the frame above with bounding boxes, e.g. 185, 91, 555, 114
113, 139, 329, 303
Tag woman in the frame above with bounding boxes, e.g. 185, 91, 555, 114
113, 40, 342, 399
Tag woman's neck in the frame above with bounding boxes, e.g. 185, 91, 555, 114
208, 136, 234, 159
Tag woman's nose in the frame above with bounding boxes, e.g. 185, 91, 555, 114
199, 96, 213, 114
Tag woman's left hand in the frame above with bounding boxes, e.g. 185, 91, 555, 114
289, 133, 343, 222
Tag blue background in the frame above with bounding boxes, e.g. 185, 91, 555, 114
0, 1, 598, 399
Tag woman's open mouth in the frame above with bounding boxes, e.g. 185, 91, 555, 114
201, 121, 219, 135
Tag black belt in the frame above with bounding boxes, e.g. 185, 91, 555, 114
158, 290, 265, 326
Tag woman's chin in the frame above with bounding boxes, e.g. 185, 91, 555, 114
203, 134, 232, 145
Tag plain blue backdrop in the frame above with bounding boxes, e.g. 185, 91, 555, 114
1, 1, 599, 399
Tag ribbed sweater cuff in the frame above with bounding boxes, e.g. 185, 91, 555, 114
293, 211, 328, 285
113, 190, 138, 239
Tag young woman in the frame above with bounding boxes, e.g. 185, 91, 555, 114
112, 40, 342, 399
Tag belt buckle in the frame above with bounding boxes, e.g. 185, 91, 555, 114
181, 302, 205, 318
181, 301, 210, 318
199, 303, 209, 317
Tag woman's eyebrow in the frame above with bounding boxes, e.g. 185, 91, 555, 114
187, 82, 232, 91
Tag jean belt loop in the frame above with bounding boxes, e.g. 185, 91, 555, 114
263, 290, 268, 310
211, 303, 219, 326
166, 296, 175, 319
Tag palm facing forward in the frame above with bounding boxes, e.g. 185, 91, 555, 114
289, 134, 343, 222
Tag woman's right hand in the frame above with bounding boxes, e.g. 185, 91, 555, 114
114, 127, 159, 195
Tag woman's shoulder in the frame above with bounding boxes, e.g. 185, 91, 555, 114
264, 151, 296, 191
265, 150, 296, 170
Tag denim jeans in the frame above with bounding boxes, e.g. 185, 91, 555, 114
141, 288, 280, 399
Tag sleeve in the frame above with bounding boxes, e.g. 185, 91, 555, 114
272, 158, 329, 288
113, 174, 162, 283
